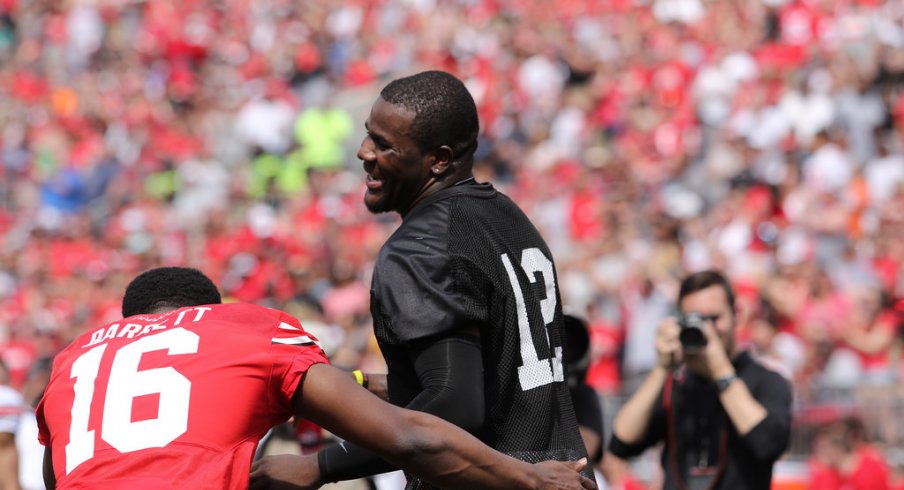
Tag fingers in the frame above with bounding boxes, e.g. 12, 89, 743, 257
570, 458, 597, 490
656, 317, 682, 367
701, 321, 720, 342
572, 457, 588, 472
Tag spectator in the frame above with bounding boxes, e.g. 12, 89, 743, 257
608, 270, 793, 490
837, 416, 890, 490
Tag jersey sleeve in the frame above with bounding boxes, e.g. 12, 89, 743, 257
268, 311, 330, 414
35, 399, 48, 446
372, 222, 481, 343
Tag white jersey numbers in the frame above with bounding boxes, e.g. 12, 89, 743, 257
501, 248, 564, 391
65, 327, 199, 474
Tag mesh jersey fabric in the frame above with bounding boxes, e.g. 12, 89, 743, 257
36, 302, 328, 490
371, 181, 592, 489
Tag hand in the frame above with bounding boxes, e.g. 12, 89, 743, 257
531, 458, 597, 490
249, 454, 322, 490
654, 317, 682, 369
683, 321, 734, 381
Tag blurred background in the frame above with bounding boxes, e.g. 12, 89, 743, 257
1, 0, 904, 488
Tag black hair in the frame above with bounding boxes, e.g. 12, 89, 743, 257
380, 70, 479, 160
122, 267, 222, 318
678, 269, 736, 311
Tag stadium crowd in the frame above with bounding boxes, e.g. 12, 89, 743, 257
2, 0, 904, 487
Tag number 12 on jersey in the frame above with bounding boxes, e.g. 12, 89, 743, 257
501, 248, 564, 391
65, 328, 199, 474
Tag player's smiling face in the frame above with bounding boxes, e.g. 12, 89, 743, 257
358, 97, 434, 216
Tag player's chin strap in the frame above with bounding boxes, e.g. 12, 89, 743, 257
664, 369, 728, 490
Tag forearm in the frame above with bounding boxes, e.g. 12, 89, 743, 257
317, 440, 397, 482
0, 435, 21, 490
719, 378, 768, 435
723, 372, 792, 461
320, 337, 486, 482
390, 409, 539, 489
844, 328, 892, 355
612, 366, 667, 444
301, 364, 544, 489
364, 373, 389, 401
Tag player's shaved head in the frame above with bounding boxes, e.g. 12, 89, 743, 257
122, 266, 222, 317
379, 70, 479, 161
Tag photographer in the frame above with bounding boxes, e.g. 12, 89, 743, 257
608, 270, 792, 490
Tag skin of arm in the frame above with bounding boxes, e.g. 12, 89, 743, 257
251, 363, 594, 490
685, 322, 768, 436
611, 366, 668, 444
43, 446, 55, 490
578, 427, 600, 464
611, 318, 677, 444
0, 432, 22, 490
842, 316, 895, 356
599, 452, 633, 487
363, 373, 389, 401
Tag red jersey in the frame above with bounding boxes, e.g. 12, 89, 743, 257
36, 302, 328, 489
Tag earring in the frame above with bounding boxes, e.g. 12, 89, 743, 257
433, 168, 441, 174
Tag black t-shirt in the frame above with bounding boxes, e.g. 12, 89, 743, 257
371, 181, 591, 487
608, 351, 792, 490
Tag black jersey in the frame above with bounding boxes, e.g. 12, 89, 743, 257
371, 181, 591, 488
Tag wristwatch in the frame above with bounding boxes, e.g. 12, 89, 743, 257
715, 373, 738, 393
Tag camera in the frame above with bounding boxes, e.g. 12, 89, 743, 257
678, 312, 708, 352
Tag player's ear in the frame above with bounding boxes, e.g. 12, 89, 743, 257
430, 145, 453, 175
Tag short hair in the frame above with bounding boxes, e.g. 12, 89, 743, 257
122, 267, 221, 318
678, 269, 736, 311
380, 70, 479, 160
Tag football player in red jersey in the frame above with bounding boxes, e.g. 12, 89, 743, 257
36, 267, 595, 490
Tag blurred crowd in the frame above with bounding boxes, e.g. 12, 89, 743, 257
2, 0, 904, 482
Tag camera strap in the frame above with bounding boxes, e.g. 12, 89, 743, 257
664, 370, 729, 490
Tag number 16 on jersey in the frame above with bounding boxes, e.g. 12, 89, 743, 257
65, 328, 199, 474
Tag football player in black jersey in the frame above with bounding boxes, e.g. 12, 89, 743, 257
254, 70, 595, 489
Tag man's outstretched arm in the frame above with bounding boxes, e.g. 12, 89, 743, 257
304, 333, 487, 483
250, 363, 595, 490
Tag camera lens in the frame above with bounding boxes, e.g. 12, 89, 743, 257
678, 312, 708, 352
